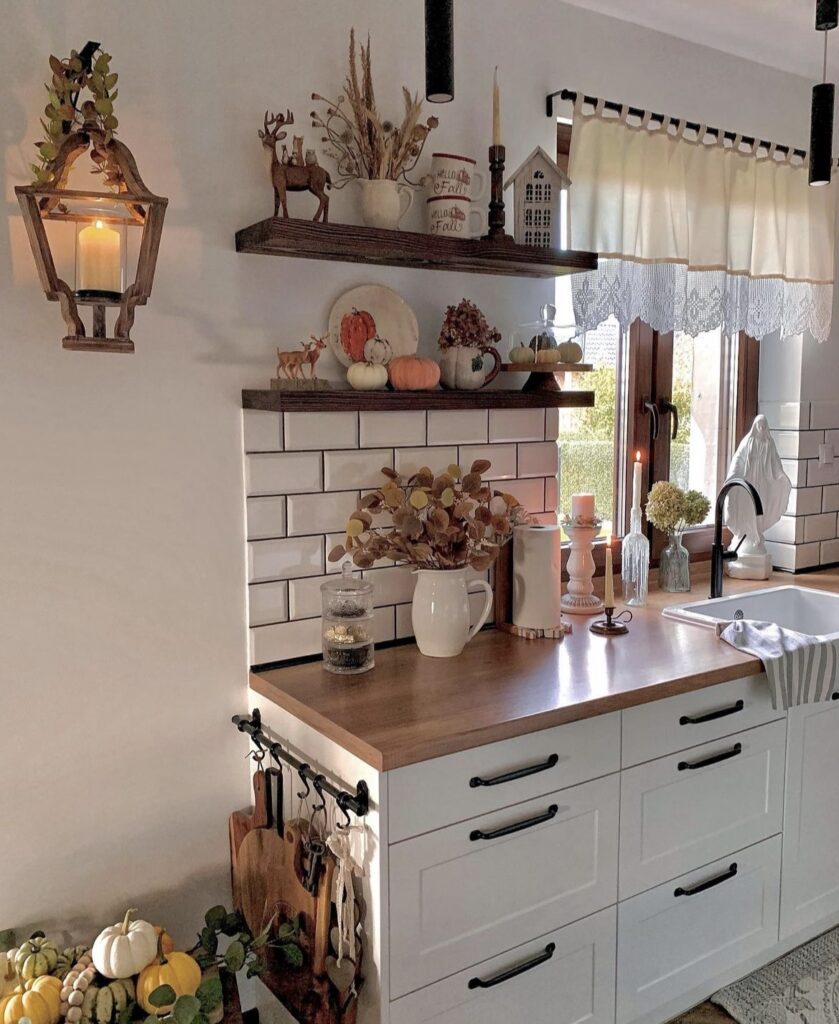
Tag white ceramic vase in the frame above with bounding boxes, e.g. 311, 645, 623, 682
357, 179, 414, 230
411, 568, 493, 658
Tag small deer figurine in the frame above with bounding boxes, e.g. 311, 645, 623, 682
276, 335, 327, 382
259, 111, 331, 222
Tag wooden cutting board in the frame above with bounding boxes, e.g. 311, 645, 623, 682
229, 769, 269, 910
235, 819, 334, 978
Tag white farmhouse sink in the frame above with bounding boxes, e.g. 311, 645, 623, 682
663, 585, 839, 640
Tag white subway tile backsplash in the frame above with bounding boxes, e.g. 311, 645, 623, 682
362, 565, 416, 606
821, 539, 839, 564
359, 410, 426, 448
374, 606, 397, 644
246, 496, 286, 540
826, 430, 839, 449
243, 410, 283, 452
248, 581, 288, 626
248, 536, 324, 583
804, 512, 838, 543
771, 430, 823, 460
782, 460, 808, 488
503, 477, 546, 513
395, 446, 458, 477
544, 475, 558, 514
545, 408, 559, 441
807, 459, 839, 488
284, 411, 358, 450
795, 542, 823, 570
246, 452, 321, 496
823, 485, 839, 513
787, 487, 823, 517
766, 541, 796, 572
810, 402, 839, 430
489, 408, 545, 443
287, 491, 358, 536
459, 443, 517, 479
764, 516, 804, 545
289, 574, 336, 620
760, 402, 810, 430
427, 409, 488, 445
250, 617, 322, 664
518, 441, 559, 478
324, 449, 392, 491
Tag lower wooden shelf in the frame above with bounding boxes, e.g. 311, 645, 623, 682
242, 387, 595, 412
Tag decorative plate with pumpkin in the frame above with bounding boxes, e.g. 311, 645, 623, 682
327, 285, 418, 368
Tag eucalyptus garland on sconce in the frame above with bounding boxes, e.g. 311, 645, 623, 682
310, 29, 439, 187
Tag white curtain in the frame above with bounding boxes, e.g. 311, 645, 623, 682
568, 98, 838, 342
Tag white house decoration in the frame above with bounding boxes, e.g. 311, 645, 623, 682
504, 145, 571, 248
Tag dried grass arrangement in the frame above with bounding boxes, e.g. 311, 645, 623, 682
311, 29, 439, 187
328, 461, 529, 572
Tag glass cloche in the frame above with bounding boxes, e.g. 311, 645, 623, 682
508, 303, 584, 366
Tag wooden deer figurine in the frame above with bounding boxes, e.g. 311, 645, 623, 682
259, 111, 331, 222
276, 335, 327, 382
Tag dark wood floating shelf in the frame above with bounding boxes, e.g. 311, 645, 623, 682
235, 217, 598, 278
243, 387, 595, 412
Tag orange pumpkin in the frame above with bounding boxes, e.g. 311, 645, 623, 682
340, 308, 377, 362
388, 355, 441, 391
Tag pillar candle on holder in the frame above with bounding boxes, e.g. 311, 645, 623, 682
632, 450, 643, 512
492, 66, 501, 146
570, 493, 595, 521
604, 534, 615, 608
77, 219, 122, 296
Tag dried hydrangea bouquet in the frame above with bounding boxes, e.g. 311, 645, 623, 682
329, 461, 528, 657
646, 481, 711, 592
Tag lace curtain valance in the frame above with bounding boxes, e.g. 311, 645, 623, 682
568, 98, 838, 342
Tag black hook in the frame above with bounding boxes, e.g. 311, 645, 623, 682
297, 763, 311, 801
336, 794, 352, 829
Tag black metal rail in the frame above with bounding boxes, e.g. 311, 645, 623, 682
232, 709, 370, 819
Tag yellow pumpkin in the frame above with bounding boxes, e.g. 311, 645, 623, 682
0, 976, 61, 1024
0, 955, 17, 1000
387, 355, 440, 391
136, 953, 201, 1014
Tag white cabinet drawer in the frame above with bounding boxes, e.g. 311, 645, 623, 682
619, 718, 786, 898
616, 835, 781, 1024
621, 674, 781, 768
389, 773, 619, 998
388, 712, 620, 843
389, 906, 617, 1024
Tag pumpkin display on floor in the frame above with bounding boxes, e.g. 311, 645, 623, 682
16, 938, 59, 981
1, 975, 62, 1024
387, 355, 440, 391
136, 951, 201, 1014
91, 911, 157, 981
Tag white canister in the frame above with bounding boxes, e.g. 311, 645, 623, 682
426, 152, 487, 200
512, 525, 564, 629
427, 196, 487, 238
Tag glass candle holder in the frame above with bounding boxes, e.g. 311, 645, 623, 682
320, 564, 375, 674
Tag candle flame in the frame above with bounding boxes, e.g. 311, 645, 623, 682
636, 450, 641, 461
95, 219, 104, 229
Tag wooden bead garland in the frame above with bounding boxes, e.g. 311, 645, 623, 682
59, 954, 95, 1021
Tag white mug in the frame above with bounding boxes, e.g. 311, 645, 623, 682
425, 152, 487, 201
427, 196, 486, 238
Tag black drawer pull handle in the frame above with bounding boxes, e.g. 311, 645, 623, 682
470, 804, 559, 842
678, 742, 742, 771
680, 700, 744, 725
674, 862, 738, 898
468, 942, 556, 990
469, 753, 559, 788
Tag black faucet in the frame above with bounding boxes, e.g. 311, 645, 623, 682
710, 477, 764, 600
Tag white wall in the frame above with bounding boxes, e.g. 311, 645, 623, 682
0, 0, 825, 943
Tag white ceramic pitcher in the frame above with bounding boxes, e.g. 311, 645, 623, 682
357, 179, 414, 230
411, 568, 493, 658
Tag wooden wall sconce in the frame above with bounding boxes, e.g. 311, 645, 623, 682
15, 42, 167, 353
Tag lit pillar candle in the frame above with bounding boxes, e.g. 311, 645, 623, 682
492, 66, 501, 146
632, 450, 643, 512
77, 219, 122, 295
604, 534, 615, 608
571, 493, 594, 521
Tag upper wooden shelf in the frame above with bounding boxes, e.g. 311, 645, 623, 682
243, 387, 595, 412
235, 217, 598, 278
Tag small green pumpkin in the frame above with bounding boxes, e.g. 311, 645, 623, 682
16, 938, 59, 981
51, 948, 89, 981
80, 979, 135, 1024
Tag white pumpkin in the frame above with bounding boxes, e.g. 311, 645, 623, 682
363, 334, 392, 366
347, 361, 388, 391
557, 340, 584, 363
508, 345, 535, 365
536, 347, 561, 364
91, 910, 157, 980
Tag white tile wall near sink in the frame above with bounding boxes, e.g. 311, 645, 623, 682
243, 405, 559, 666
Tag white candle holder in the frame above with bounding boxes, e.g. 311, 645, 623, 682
560, 517, 604, 615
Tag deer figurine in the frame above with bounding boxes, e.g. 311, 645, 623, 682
276, 335, 327, 382
259, 111, 331, 222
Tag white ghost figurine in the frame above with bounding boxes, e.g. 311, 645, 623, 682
724, 414, 791, 579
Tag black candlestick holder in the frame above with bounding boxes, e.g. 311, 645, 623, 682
485, 144, 514, 243
589, 606, 632, 636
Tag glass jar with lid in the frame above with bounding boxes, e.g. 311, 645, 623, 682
508, 302, 584, 366
320, 564, 375, 674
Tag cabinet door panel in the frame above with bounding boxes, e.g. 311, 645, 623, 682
620, 719, 786, 898
389, 907, 616, 1024
389, 774, 619, 998
781, 700, 839, 939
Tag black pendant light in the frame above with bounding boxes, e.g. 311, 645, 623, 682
810, 0, 838, 185
425, 0, 454, 103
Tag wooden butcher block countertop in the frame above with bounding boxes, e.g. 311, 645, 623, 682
251, 568, 839, 771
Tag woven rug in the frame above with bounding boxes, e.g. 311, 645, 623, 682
708, 927, 839, 1024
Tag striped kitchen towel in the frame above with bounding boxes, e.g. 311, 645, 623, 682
717, 619, 838, 710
